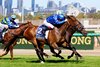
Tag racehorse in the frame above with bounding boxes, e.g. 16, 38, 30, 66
0, 22, 48, 60
34, 15, 87, 62
0, 22, 32, 59
49, 15, 87, 60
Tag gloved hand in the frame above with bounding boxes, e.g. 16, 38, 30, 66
4, 25, 8, 29
14, 25, 19, 28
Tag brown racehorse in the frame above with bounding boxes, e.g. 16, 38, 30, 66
21, 15, 87, 62
0, 22, 48, 60
35, 15, 87, 62
49, 16, 87, 60
0, 22, 32, 59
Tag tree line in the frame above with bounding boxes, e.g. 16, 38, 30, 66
0, 11, 100, 21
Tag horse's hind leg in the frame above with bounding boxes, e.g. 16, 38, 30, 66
0, 47, 10, 58
0, 45, 14, 60
0, 50, 9, 57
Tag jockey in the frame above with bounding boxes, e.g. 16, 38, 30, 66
36, 11, 67, 41
0, 15, 19, 40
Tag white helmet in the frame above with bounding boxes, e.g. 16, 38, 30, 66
11, 15, 16, 19
56, 10, 64, 14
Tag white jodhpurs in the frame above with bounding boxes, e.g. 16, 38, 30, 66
0, 23, 8, 32
43, 20, 54, 29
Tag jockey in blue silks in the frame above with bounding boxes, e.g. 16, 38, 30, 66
0, 15, 19, 40
36, 13, 67, 41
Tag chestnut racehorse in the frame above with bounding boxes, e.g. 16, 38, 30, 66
0, 22, 32, 59
34, 15, 87, 62
48, 16, 87, 60
0, 22, 48, 60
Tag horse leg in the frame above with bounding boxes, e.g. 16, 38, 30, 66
9, 45, 13, 60
0, 50, 9, 57
9, 41, 17, 60
39, 47, 45, 62
0, 43, 15, 59
72, 47, 82, 58
0, 46, 10, 58
65, 44, 82, 60
35, 48, 44, 63
32, 40, 46, 63
36, 39, 49, 57
68, 46, 82, 60
50, 43, 64, 59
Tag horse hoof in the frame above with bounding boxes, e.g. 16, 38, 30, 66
80, 57, 83, 59
44, 53, 49, 58
52, 54, 56, 57
67, 56, 71, 59
40, 61, 44, 64
61, 57, 64, 59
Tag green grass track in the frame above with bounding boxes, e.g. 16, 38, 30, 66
0, 55, 100, 67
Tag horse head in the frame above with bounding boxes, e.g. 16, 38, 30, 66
66, 15, 87, 36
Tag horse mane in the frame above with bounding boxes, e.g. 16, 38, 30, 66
66, 15, 79, 22
54, 23, 64, 28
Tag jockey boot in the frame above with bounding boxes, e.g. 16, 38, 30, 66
0, 32, 2, 41
1, 28, 7, 39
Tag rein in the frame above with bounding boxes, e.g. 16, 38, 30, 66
66, 16, 84, 32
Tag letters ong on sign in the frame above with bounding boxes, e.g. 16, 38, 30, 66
17, 36, 92, 45
16, 33, 94, 49
71, 36, 92, 45
17, 38, 32, 45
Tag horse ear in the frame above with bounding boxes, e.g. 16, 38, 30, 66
27, 21, 33, 26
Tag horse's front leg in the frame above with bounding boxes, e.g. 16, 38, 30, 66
65, 44, 82, 60
9, 45, 13, 60
9, 41, 17, 60
72, 46, 82, 58
35, 48, 44, 63
50, 43, 64, 59
32, 40, 47, 63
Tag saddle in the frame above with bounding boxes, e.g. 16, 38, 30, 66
36, 25, 48, 39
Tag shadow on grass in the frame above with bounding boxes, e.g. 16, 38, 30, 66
0, 57, 23, 60
26, 59, 84, 63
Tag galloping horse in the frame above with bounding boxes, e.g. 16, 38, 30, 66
0, 22, 32, 59
21, 15, 87, 62
49, 16, 87, 60
0, 22, 48, 60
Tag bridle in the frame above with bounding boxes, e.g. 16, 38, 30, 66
66, 16, 84, 32
75, 22, 84, 32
